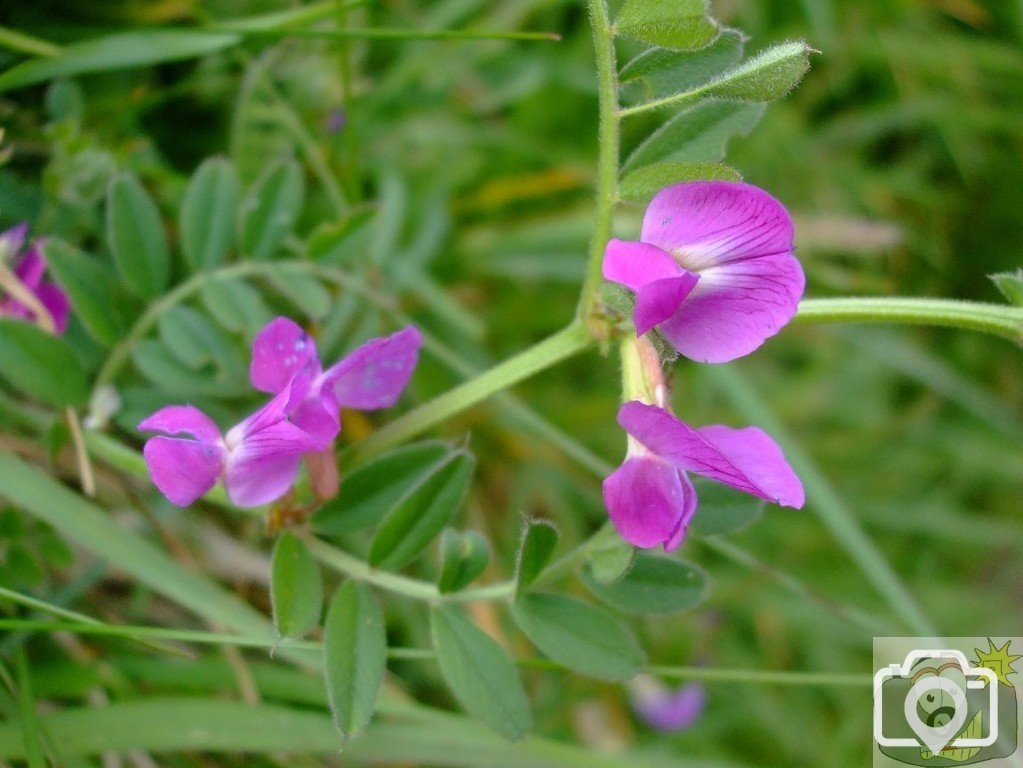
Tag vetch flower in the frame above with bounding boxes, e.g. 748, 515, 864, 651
249, 316, 424, 450
138, 373, 320, 507
603, 181, 804, 363
0, 224, 71, 334
604, 400, 804, 551
629, 676, 706, 732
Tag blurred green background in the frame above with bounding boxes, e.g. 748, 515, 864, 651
1, 0, 1021, 766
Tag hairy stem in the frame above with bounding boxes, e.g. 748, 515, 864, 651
795, 297, 1023, 343
576, 0, 619, 327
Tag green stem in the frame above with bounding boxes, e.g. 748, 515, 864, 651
216, 27, 561, 42
346, 321, 593, 463
0, 26, 60, 57
647, 665, 870, 687
0, 619, 866, 687
795, 297, 1023, 342
576, 0, 620, 326
304, 537, 514, 602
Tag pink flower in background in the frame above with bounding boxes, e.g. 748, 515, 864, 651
629, 676, 706, 732
603, 182, 804, 363
249, 317, 423, 450
604, 401, 804, 550
138, 374, 320, 507
0, 224, 71, 334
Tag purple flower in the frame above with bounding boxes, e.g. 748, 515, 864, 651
249, 317, 424, 451
138, 374, 320, 507
603, 182, 804, 363
629, 676, 706, 732
604, 401, 804, 551
0, 224, 71, 334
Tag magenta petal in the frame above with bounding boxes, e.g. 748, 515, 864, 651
603, 239, 684, 292
618, 401, 801, 506
641, 182, 794, 270
250, 317, 320, 394
633, 681, 706, 732
138, 405, 222, 444
290, 393, 341, 451
231, 372, 313, 443
142, 436, 225, 506
602, 455, 697, 550
634, 273, 699, 336
224, 450, 303, 507
13, 247, 46, 290
657, 251, 804, 363
35, 282, 71, 334
696, 424, 804, 508
324, 325, 423, 410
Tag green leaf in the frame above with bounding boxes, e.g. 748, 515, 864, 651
510, 593, 645, 681
368, 450, 475, 570
270, 532, 323, 639
308, 206, 376, 263
623, 41, 814, 116
581, 553, 708, 615
688, 482, 765, 536
514, 518, 559, 597
620, 28, 745, 100
586, 535, 635, 584
132, 340, 249, 399
267, 270, 332, 320
323, 582, 386, 739
437, 529, 490, 594
239, 159, 304, 260
430, 605, 532, 741
106, 172, 171, 299
619, 162, 742, 201
157, 306, 247, 385
0, 319, 88, 407
0, 31, 242, 94
622, 100, 765, 173
42, 239, 127, 346
615, 0, 718, 51
990, 269, 1023, 306
180, 156, 239, 272
311, 441, 452, 538
199, 277, 272, 334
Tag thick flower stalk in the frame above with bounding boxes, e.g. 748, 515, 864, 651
603, 181, 804, 362
140, 317, 423, 507
0, 224, 71, 334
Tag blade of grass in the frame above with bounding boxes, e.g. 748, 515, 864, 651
13, 649, 47, 768
703, 364, 939, 636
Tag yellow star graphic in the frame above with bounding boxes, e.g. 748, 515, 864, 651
974, 638, 1021, 687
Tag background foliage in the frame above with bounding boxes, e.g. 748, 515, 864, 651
0, 0, 1021, 766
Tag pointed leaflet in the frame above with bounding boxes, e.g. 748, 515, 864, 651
615, 0, 718, 51
620, 28, 745, 100
180, 156, 239, 272
586, 534, 635, 585
437, 529, 490, 594
430, 605, 532, 741
200, 277, 272, 334
514, 518, 559, 597
106, 172, 171, 299
0, 319, 88, 407
42, 239, 126, 346
368, 450, 475, 570
510, 593, 645, 681
323, 581, 386, 739
311, 440, 453, 538
270, 532, 323, 639
239, 159, 304, 260
619, 162, 741, 202
582, 553, 708, 615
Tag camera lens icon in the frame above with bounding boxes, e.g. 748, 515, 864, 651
874, 649, 1001, 761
